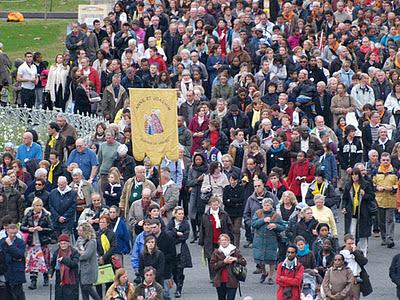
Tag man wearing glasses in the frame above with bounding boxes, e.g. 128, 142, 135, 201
276, 244, 304, 300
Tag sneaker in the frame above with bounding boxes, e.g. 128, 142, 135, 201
267, 278, 274, 285
387, 241, 395, 248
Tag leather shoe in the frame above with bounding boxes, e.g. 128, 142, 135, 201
260, 274, 267, 283
387, 241, 395, 248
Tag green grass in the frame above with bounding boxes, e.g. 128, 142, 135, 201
0, 0, 89, 12
0, 20, 72, 62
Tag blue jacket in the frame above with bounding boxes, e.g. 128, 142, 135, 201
49, 188, 77, 233
160, 159, 183, 188
16, 142, 43, 166
319, 152, 338, 181
131, 231, 148, 270
0, 237, 26, 285
111, 217, 131, 255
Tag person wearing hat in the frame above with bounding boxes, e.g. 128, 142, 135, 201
49, 233, 79, 300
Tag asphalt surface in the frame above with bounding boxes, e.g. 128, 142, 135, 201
26, 219, 399, 300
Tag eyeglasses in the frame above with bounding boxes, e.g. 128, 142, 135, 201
287, 251, 296, 254
35, 183, 43, 186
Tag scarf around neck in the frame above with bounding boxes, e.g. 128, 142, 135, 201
282, 257, 298, 270
219, 243, 236, 257
210, 208, 221, 228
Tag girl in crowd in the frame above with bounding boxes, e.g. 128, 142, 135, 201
105, 268, 135, 300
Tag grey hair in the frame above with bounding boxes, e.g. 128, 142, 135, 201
72, 168, 83, 176
34, 168, 48, 178
262, 198, 274, 206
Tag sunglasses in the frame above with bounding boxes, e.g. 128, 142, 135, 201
287, 251, 296, 254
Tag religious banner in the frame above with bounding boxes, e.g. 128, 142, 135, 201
129, 88, 179, 164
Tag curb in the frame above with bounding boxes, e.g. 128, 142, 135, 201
0, 11, 77, 19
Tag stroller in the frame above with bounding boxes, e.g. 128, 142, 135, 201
301, 269, 323, 300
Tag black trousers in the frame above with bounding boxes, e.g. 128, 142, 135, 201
81, 283, 101, 300
7, 283, 26, 300
20, 88, 35, 108
216, 283, 237, 300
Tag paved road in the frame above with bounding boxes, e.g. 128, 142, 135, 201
27, 220, 399, 299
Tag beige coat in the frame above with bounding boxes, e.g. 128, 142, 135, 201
330, 94, 356, 128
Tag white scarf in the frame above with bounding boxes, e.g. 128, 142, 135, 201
210, 208, 221, 228
340, 249, 361, 276
58, 185, 72, 196
74, 180, 84, 199
180, 78, 194, 100
198, 116, 204, 126
219, 243, 236, 257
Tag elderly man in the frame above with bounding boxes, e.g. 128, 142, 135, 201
69, 168, 93, 217
155, 170, 180, 222
373, 153, 399, 248
67, 138, 98, 182
289, 125, 323, 158
78, 193, 109, 231
49, 176, 77, 235
16, 131, 42, 167
311, 115, 338, 144
120, 165, 156, 218
56, 114, 77, 140
127, 188, 158, 234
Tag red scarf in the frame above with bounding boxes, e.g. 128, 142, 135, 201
59, 247, 77, 286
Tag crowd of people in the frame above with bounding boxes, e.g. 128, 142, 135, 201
2, 0, 400, 299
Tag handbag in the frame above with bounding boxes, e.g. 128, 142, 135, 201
200, 175, 213, 204
111, 255, 122, 269
96, 264, 115, 285
230, 262, 247, 282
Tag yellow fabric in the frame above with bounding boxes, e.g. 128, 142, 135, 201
129, 88, 179, 163
251, 109, 261, 128
373, 165, 398, 208
156, 39, 162, 49
101, 233, 110, 254
48, 135, 56, 149
352, 183, 360, 215
312, 181, 325, 195
311, 206, 338, 236
48, 161, 59, 184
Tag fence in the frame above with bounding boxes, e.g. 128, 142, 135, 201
0, 104, 107, 150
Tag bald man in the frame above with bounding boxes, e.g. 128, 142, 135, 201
16, 131, 43, 166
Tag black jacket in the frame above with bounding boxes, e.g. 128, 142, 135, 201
337, 137, 363, 170
139, 250, 165, 284
166, 217, 193, 269
163, 31, 182, 64
372, 138, 396, 158
390, 253, 400, 286
222, 184, 245, 217
96, 228, 117, 264
221, 112, 250, 138
26, 189, 49, 210
112, 155, 136, 182
203, 130, 229, 154
156, 230, 176, 279
266, 146, 291, 175
20, 208, 53, 246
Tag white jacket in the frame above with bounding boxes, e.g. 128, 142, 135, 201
384, 92, 400, 115
350, 84, 375, 116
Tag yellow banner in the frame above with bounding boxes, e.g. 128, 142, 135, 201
129, 88, 179, 164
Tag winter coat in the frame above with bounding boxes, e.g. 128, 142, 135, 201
289, 136, 323, 158
305, 180, 338, 208
199, 209, 234, 258
0, 236, 26, 285
318, 152, 338, 181
372, 79, 392, 101
112, 155, 136, 183
372, 138, 396, 158
265, 181, 287, 201
289, 217, 319, 247
78, 205, 109, 231
228, 141, 248, 169
203, 130, 229, 154
26, 189, 50, 211
74, 86, 91, 115
139, 250, 165, 284
96, 228, 117, 264
156, 230, 176, 279
188, 115, 209, 154
200, 174, 229, 201
49, 188, 77, 233
322, 266, 354, 300
99, 84, 128, 121
103, 183, 122, 207
350, 84, 375, 116
373, 165, 398, 208
0, 188, 24, 223
77, 238, 98, 285
178, 127, 193, 156
110, 217, 131, 255
105, 282, 135, 300
330, 93, 356, 127
276, 261, 304, 300
49, 247, 79, 300
166, 217, 193, 269
187, 163, 208, 219
221, 112, 251, 138
211, 83, 234, 100
20, 207, 53, 246
210, 247, 246, 289
266, 145, 290, 175
0, 52, 11, 86
222, 184, 245, 217
134, 281, 164, 300
252, 209, 285, 262
287, 160, 315, 197
243, 190, 279, 227
390, 253, 400, 286
337, 137, 363, 170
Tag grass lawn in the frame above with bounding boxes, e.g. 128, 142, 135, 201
0, 20, 72, 62
0, 0, 89, 12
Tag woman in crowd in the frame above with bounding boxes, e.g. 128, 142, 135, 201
341, 167, 375, 256
305, 171, 337, 209
310, 194, 338, 239
49, 234, 79, 300
315, 238, 335, 278
207, 44, 228, 85
105, 268, 135, 300
45, 54, 70, 111
139, 235, 165, 285
287, 151, 315, 201
1, 152, 13, 176
74, 76, 91, 115
96, 214, 117, 297
76, 222, 101, 300
322, 253, 354, 300
294, 235, 316, 270
266, 138, 290, 176
330, 82, 356, 129
166, 206, 192, 298
252, 198, 284, 285
21, 197, 53, 290
228, 129, 248, 169
108, 206, 131, 263
199, 197, 233, 281
210, 234, 246, 300
201, 161, 229, 201
188, 106, 209, 154
64, 66, 80, 113
103, 168, 123, 207
289, 206, 319, 249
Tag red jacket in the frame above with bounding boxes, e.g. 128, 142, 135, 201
149, 55, 167, 73
81, 67, 100, 94
276, 261, 304, 300
287, 160, 315, 197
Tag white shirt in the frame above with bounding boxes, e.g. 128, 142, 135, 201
300, 138, 309, 152
17, 62, 37, 90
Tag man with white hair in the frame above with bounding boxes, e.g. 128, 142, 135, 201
334, 1, 352, 23
49, 176, 77, 235
351, 73, 375, 117
156, 169, 179, 222
56, 114, 77, 140
120, 165, 156, 218
67, 138, 98, 182
112, 143, 136, 184
69, 167, 93, 215
311, 115, 338, 144
226, 38, 251, 67
16, 131, 43, 167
